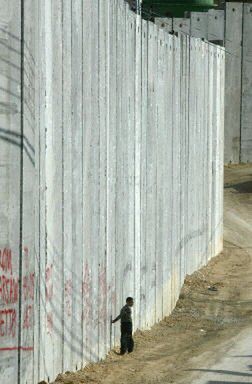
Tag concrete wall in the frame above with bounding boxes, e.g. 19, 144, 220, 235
156, 3, 252, 164
224, 2, 243, 163
241, 3, 252, 163
224, 2, 252, 164
0, 1, 225, 383
0, 1, 21, 383
156, 9, 225, 43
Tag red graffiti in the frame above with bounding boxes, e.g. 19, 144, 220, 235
0, 275, 19, 305
82, 262, 92, 323
111, 290, 116, 306
99, 266, 107, 296
98, 266, 107, 320
0, 309, 17, 338
82, 262, 91, 296
107, 277, 116, 305
23, 305, 33, 329
0, 346, 33, 352
108, 276, 116, 306
0, 248, 12, 274
47, 312, 53, 334
23, 246, 29, 270
22, 272, 35, 301
46, 265, 53, 333
45, 264, 53, 301
65, 279, 72, 317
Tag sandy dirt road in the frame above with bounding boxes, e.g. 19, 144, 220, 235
51, 165, 252, 384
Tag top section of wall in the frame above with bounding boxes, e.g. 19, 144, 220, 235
155, 2, 252, 164
143, 0, 216, 17
155, 9, 225, 44
224, 2, 252, 164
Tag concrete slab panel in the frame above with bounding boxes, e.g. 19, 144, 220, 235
156, 27, 165, 321
155, 17, 173, 32
190, 12, 208, 39
207, 43, 214, 260
172, 35, 181, 305
173, 18, 190, 35
207, 9, 224, 43
21, 0, 36, 381
134, 13, 141, 330
146, 21, 157, 327
225, 3, 243, 163
71, 0, 84, 368
140, 19, 148, 328
0, 0, 21, 382
241, 4, 252, 163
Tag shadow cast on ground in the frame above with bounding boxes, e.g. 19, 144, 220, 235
224, 181, 252, 193
207, 381, 252, 384
186, 369, 252, 377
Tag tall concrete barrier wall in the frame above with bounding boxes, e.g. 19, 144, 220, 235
155, 3, 252, 164
0, 1, 22, 383
224, 2, 252, 163
0, 1, 225, 383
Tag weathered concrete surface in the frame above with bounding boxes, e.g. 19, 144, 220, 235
0, 1, 225, 383
190, 12, 208, 39
0, 0, 21, 383
207, 9, 224, 43
173, 18, 190, 34
154, 17, 172, 32
223, 2, 252, 164
224, 3, 243, 164
241, 4, 252, 163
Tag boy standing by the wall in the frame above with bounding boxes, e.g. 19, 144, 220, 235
112, 297, 134, 355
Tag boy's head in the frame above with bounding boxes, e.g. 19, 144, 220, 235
126, 297, 134, 307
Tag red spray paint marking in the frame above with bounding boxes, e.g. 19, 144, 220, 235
45, 264, 53, 302
0, 309, 17, 338
0, 248, 12, 275
65, 279, 72, 317
23, 246, 29, 270
0, 275, 19, 304
23, 305, 33, 329
98, 265, 107, 320
46, 312, 53, 335
22, 272, 35, 301
82, 262, 92, 323
0, 346, 33, 351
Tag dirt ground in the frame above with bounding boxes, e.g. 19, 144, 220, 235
51, 164, 252, 384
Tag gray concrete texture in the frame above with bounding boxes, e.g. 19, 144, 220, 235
173, 18, 191, 34
0, 1, 225, 383
224, 2, 252, 164
155, 10, 225, 42
224, 2, 243, 164
241, 3, 252, 163
157, 3, 252, 165
155, 17, 173, 32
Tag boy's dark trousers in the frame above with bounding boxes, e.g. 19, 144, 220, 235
120, 322, 134, 354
